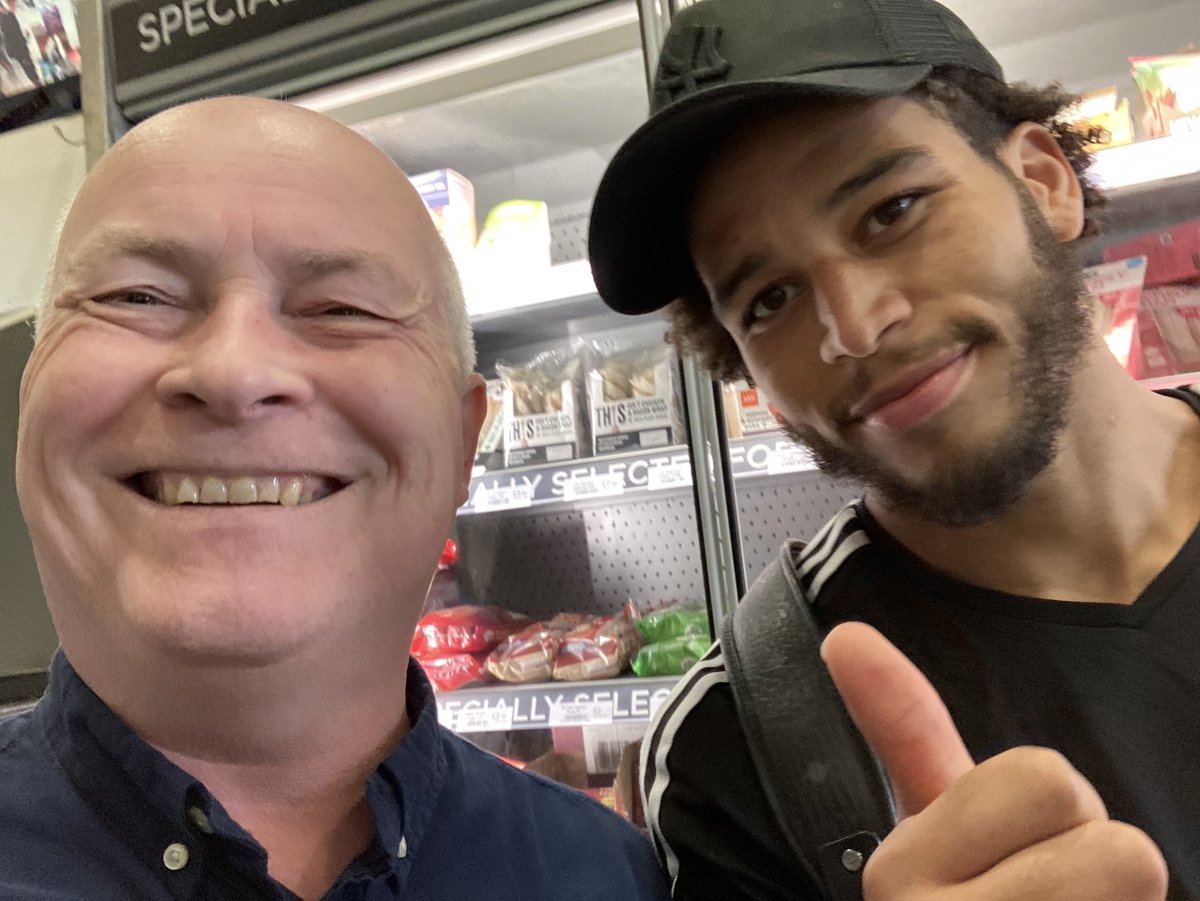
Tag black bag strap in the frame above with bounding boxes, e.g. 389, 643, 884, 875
721, 540, 896, 901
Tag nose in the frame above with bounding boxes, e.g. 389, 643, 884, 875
813, 259, 912, 365
156, 297, 315, 422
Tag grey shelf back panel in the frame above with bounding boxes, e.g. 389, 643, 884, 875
455, 493, 705, 617
734, 471, 862, 588
549, 200, 592, 265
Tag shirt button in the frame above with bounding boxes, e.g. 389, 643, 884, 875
163, 842, 190, 871
187, 806, 214, 834
397, 835, 408, 859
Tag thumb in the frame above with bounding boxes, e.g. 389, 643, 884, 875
821, 622, 973, 819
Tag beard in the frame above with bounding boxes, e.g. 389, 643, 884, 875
781, 186, 1091, 528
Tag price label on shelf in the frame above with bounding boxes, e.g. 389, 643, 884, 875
452, 705, 516, 733
472, 483, 534, 512
562, 473, 626, 502
647, 462, 693, 491
549, 700, 615, 728
767, 445, 816, 475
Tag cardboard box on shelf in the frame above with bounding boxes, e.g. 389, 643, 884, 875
1131, 51, 1200, 139
409, 168, 477, 268
722, 380, 781, 439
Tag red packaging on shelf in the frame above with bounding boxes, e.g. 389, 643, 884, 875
1083, 257, 1147, 376
418, 652, 492, 692
411, 605, 530, 656
1103, 220, 1200, 287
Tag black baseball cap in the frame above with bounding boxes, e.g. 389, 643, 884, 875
588, 0, 1003, 316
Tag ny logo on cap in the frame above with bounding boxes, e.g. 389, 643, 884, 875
655, 25, 732, 106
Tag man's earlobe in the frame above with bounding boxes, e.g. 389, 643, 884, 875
999, 122, 1085, 242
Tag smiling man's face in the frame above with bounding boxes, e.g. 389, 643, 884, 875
689, 96, 1091, 526
17, 99, 484, 667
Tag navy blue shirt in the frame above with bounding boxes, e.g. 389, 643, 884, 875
0, 653, 670, 900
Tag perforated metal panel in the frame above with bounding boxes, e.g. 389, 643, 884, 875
734, 472, 861, 587
454, 492, 705, 617
549, 200, 592, 265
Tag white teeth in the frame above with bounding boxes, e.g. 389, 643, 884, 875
150, 473, 332, 506
258, 477, 280, 503
228, 477, 257, 504
200, 477, 228, 504
177, 477, 199, 504
280, 478, 302, 507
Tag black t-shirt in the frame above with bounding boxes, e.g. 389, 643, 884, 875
642, 387, 1200, 900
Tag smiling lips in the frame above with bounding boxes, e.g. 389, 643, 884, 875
135, 473, 344, 506
847, 345, 975, 433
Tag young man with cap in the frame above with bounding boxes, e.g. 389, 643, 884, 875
588, 0, 1198, 898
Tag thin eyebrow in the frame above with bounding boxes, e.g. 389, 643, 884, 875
62, 230, 415, 299
64, 229, 194, 280
823, 147, 932, 212
281, 249, 409, 295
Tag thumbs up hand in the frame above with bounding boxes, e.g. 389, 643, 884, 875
820, 623, 1169, 900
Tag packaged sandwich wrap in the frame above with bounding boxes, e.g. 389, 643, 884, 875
473, 379, 505, 474
498, 342, 591, 467
588, 344, 683, 455
722, 379, 780, 438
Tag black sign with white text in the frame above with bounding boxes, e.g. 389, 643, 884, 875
107, 0, 383, 84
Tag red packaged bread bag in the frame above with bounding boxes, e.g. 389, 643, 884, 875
411, 605, 529, 656
419, 652, 491, 692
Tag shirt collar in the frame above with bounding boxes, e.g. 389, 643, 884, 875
35, 650, 447, 897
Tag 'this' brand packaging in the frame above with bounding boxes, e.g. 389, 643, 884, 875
588, 345, 682, 456
497, 343, 590, 467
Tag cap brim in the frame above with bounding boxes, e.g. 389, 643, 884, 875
588, 63, 932, 316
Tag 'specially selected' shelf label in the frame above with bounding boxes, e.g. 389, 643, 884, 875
463, 449, 693, 512
436, 677, 677, 733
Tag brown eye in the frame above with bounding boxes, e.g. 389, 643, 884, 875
864, 192, 924, 237
746, 283, 800, 329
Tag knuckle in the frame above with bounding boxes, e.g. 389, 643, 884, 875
1091, 821, 1169, 898
994, 746, 1097, 822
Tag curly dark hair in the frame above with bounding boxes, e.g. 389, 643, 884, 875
665, 66, 1109, 382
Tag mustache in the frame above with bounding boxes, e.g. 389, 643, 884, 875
828, 317, 1001, 424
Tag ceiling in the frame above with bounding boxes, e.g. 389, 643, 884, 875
347, 0, 1197, 220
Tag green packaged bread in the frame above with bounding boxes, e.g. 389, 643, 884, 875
632, 636, 713, 677
634, 606, 710, 644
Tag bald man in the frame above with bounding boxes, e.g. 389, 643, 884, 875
0, 98, 669, 901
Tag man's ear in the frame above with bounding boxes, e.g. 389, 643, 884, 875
997, 122, 1086, 242
457, 373, 488, 508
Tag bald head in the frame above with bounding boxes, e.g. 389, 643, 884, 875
39, 97, 475, 376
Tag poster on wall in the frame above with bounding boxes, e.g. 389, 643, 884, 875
0, 0, 80, 132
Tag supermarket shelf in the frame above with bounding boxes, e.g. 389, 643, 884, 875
1091, 133, 1200, 192
462, 444, 694, 514
1140, 372, 1200, 392
434, 674, 680, 733
729, 433, 818, 480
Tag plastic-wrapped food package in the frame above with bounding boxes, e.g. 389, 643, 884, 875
1083, 257, 1148, 377
633, 604, 711, 645
497, 341, 592, 467
587, 343, 683, 455
420, 652, 492, 692
486, 613, 590, 684
487, 622, 565, 684
632, 636, 714, 677
553, 615, 642, 682
411, 605, 530, 656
